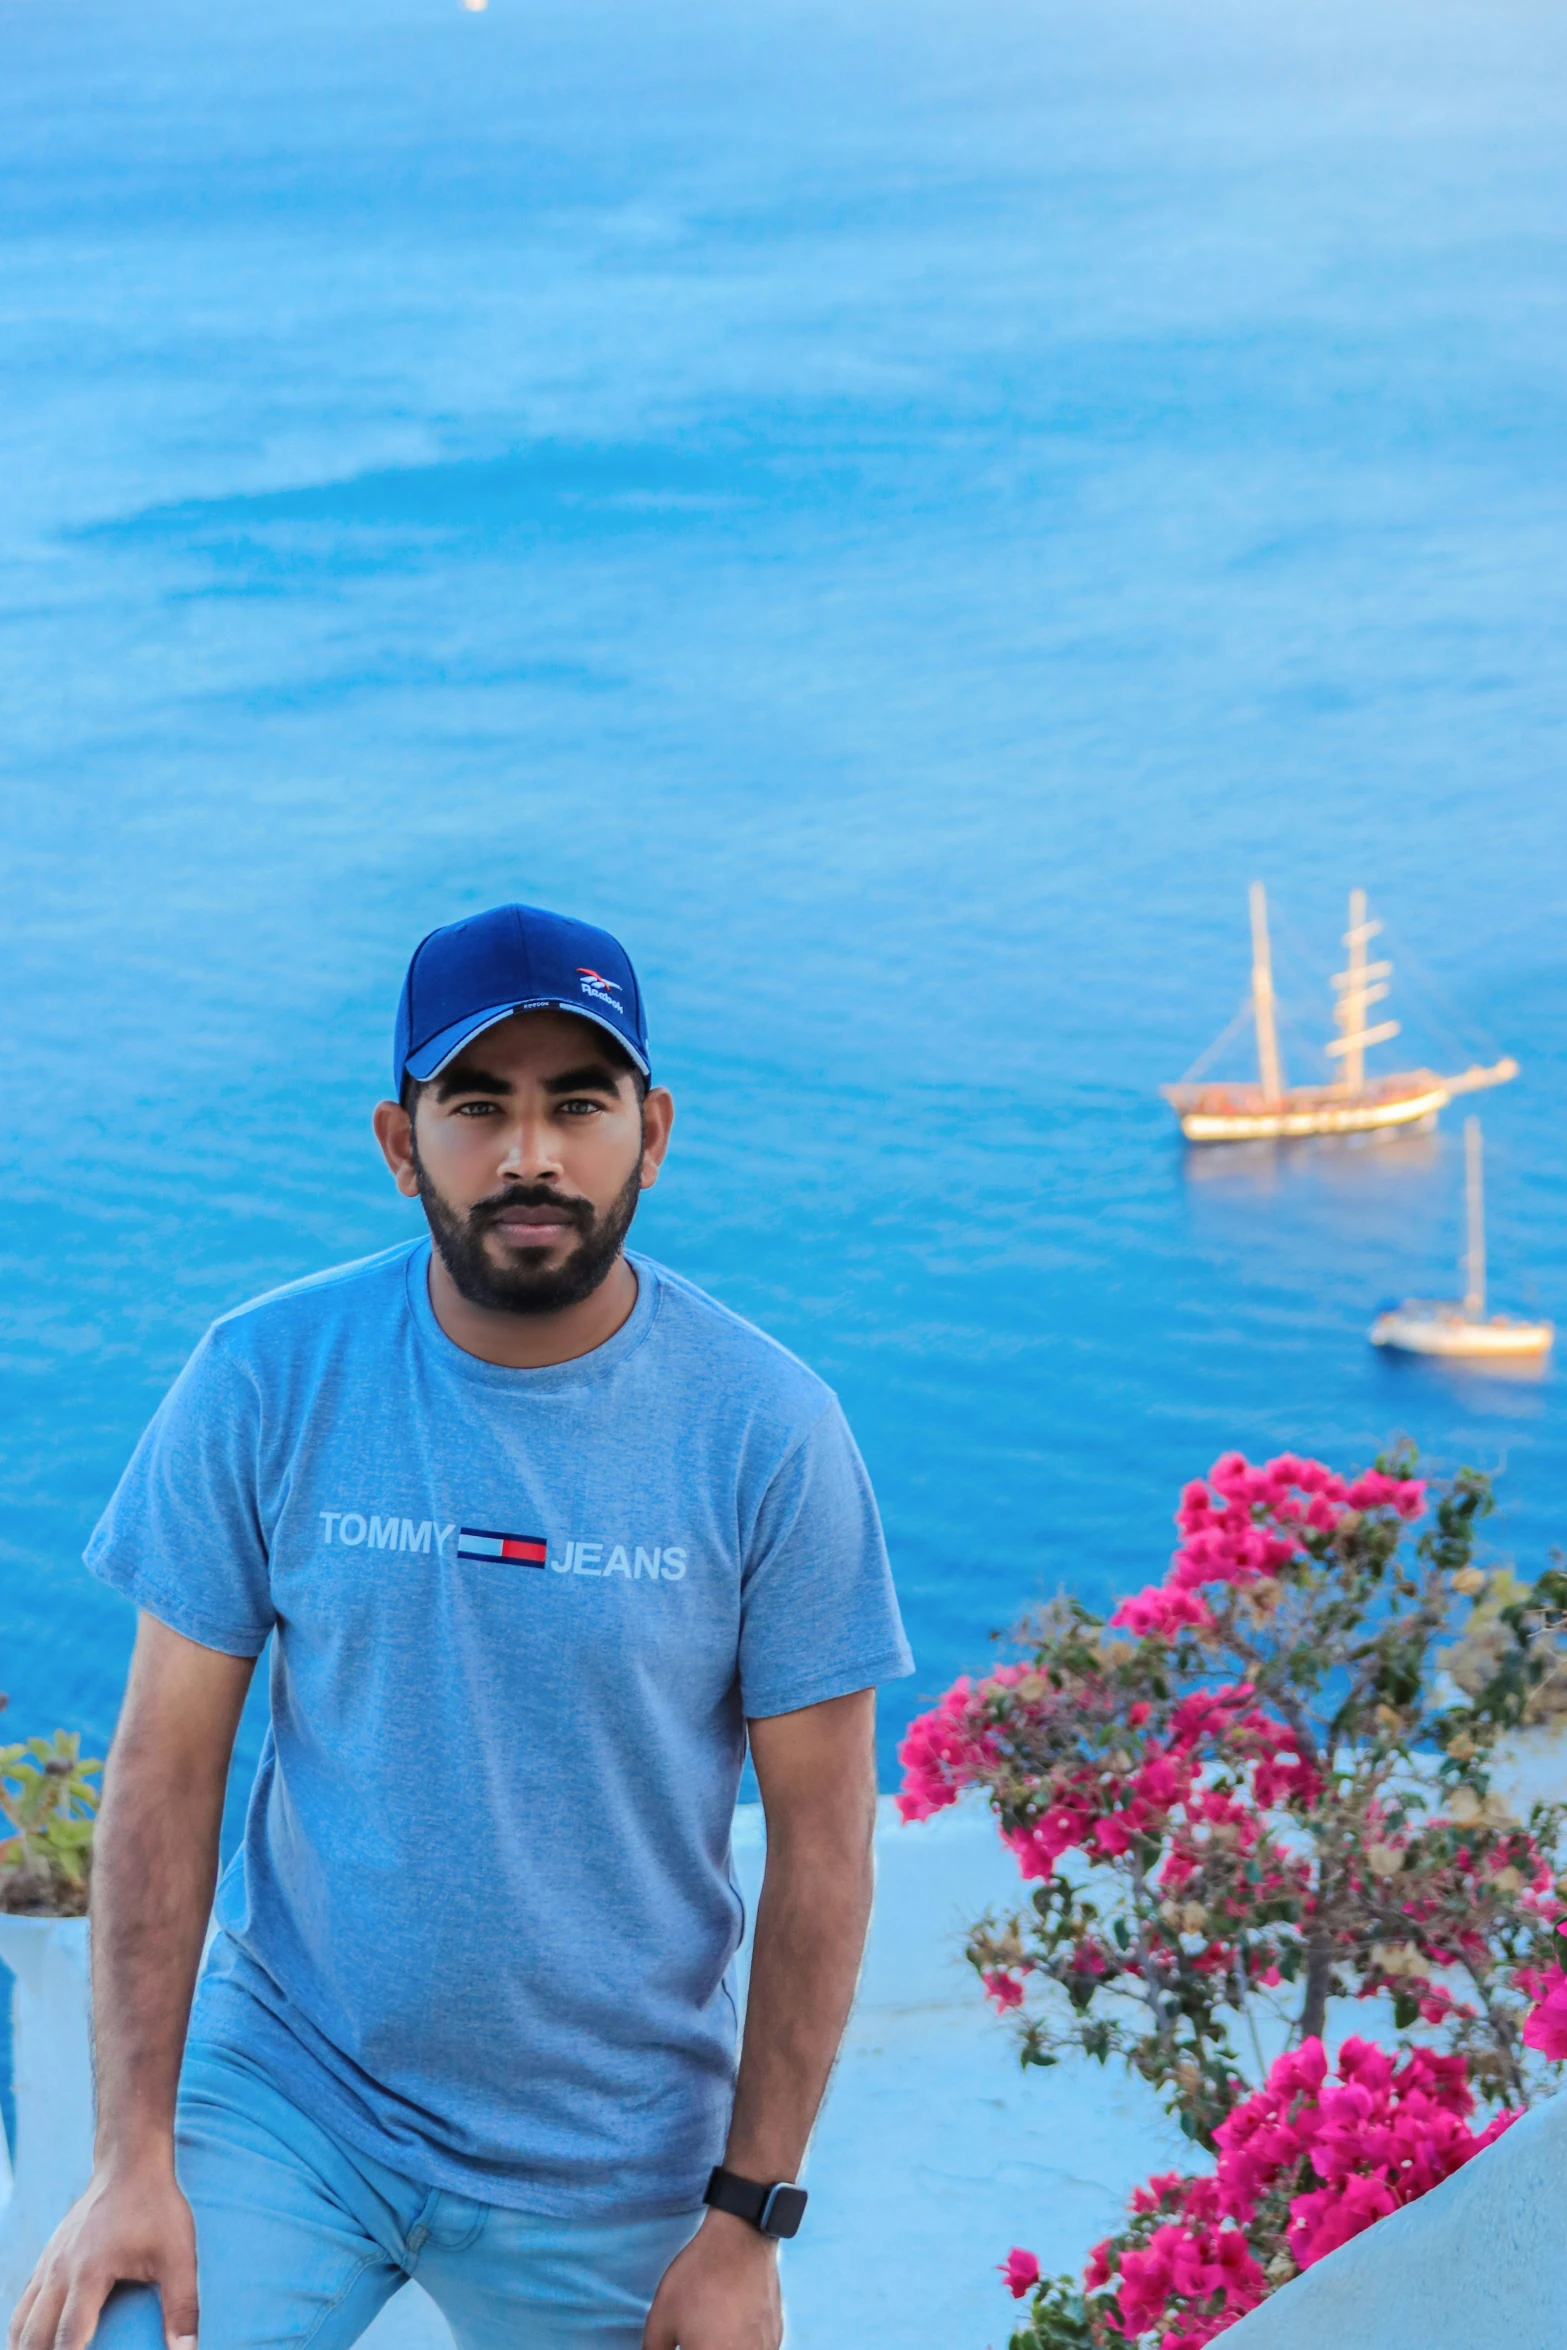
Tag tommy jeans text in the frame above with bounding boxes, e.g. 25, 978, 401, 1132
319, 1512, 688, 1579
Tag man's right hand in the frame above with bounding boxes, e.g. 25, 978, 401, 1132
8, 2159, 199, 2350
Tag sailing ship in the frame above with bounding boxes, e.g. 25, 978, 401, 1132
1371, 1120, 1553, 1360
1163, 886, 1518, 1144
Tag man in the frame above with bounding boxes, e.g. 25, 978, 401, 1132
12, 903, 912, 2350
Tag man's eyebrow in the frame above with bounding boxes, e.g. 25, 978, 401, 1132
431, 1061, 628, 1104
542, 1063, 628, 1096
431, 1064, 512, 1102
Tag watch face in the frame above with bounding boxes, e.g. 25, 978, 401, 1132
760, 2184, 809, 2240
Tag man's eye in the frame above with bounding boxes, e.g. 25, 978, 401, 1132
559, 1098, 604, 1115
455, 1100, 499, 1116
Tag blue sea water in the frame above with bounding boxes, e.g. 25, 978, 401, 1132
2, 0, 1566, 1847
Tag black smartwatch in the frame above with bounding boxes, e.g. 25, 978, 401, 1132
703, 2165, 808, 2240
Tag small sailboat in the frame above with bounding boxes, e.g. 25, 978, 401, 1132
1163, 886, 1517, 1144
1371, 1120, 1553, 1360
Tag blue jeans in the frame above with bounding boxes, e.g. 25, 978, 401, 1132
92, 2046, 704, 2350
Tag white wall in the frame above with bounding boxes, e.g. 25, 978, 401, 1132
0, 1917, 94, 2315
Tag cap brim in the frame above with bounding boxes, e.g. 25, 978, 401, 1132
404, 1000, 651, 1083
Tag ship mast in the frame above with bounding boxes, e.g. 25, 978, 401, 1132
1463, 1117, 1486, 1317
1249, 882, 1285, 1103
1328, 888, 1398, 1095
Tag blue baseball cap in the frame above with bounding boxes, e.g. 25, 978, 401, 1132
393, 904, 651, 1093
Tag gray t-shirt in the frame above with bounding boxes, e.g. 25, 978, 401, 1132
86, 1242, 912, 2217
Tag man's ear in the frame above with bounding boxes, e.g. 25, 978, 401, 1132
372, 1099, 421, 1200
638, 1086, 675, 1191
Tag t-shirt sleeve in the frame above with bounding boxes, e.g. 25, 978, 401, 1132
84, 1327, 276, 1657
738, 1399, 914, 1719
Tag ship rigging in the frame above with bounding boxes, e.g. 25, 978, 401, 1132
1163, 886, 1518, 1145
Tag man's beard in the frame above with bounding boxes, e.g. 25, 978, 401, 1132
412, 1148, 644, 1316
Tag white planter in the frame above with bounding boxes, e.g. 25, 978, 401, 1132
0, 1915, 94, 2314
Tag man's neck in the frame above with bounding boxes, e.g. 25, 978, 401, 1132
425, 1249, 640, 1369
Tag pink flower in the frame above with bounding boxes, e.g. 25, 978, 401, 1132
1344, 1470, 1427, 1520
981, 1969, 1026, 2012
895, 1679, 987, 1821
1131, 2173, 1189, 2215
1084, 2239, 1114, 2291
1110, 1584, 1216, 1639
999, 2247, 1040, 2299
1157, 1450, 1412, 1616
1196, 2033, 1506, 2281
1117, 2229, 1181, 2332
1002, 1817, 1075, 1882
1135, 1752, 1185, 1807
1289, 2172, 1397, 2267
1522, 1974, 1567, 2059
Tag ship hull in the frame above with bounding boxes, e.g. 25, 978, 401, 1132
1371, 1307, 1554, 1359
1167, 1082, 1449, 1144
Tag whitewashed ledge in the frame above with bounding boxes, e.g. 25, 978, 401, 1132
0, 1796, 1190, 2347
8, 1795, 1567, 2347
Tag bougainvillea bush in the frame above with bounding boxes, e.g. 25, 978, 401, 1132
897, 1450, 1567, 2347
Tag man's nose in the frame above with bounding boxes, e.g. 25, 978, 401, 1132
497, 1115, 564, 1184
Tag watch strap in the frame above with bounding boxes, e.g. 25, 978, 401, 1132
703, 2165, 808, 2239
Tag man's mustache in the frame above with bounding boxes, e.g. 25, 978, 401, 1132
468, 1186, 595, 1235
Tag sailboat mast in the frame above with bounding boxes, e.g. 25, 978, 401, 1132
1249, 883, 1285, 1103
1330, 889, 1397, 1094
1341, 888, 1369, 1093
1463, 1117, 1486, 1317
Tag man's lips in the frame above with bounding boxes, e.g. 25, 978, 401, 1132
487, 1210, 578, 1251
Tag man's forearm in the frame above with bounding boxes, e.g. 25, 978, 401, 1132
638, 1692, 878, 2350
723, 1793, 876, 2182
88, 1620, 253, 2169
92, 1733, 225, 2164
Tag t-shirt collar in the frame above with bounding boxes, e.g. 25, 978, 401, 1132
403, 1237, 660, 1389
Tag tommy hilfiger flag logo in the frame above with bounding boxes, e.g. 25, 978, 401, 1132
456, 1527, 548, 1569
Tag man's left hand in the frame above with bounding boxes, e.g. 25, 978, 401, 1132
643, 2210, 783, 2350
